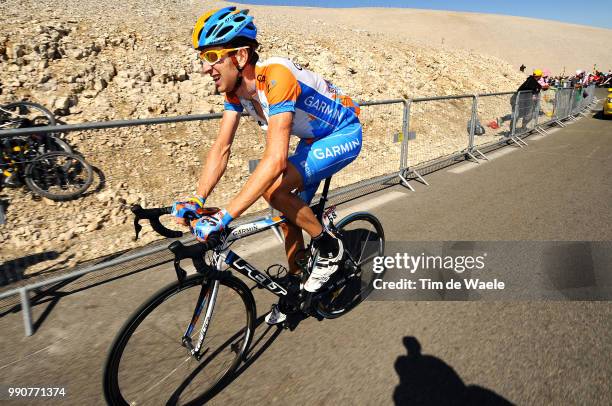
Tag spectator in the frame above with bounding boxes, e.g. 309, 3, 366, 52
511, 69, 545, 132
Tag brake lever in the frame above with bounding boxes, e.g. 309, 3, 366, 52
168, 237, 220, 282
133, 214, 143, 240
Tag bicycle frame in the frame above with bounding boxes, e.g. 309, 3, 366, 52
182, 178, 336, 358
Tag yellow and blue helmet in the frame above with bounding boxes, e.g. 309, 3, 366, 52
192, 6, 257, 50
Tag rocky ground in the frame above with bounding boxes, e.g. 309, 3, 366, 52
0, 0, 526, 280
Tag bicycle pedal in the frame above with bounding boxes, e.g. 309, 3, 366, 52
282, 312, 304, 331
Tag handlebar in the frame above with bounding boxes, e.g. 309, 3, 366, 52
131, 204, 222, 282
131, 205, 183, 240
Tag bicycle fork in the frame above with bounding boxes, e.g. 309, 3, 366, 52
182, 279, 220, 361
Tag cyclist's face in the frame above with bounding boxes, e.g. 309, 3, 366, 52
200, 47, 239, 93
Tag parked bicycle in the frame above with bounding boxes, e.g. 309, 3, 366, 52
103, 176, 385, 405
0, 101, 93, 201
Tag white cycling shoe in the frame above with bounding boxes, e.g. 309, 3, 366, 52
265, 304, 287, 325
303, 238, 344, 293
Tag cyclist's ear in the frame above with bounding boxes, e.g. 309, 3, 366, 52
236, 47, 250, 69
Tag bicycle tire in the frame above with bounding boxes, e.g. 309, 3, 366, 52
43, 135, 73, 154
103, 273, 256, 406
315, 212, 385, 319
1, 101, 56, 127
24, 151, 93, 201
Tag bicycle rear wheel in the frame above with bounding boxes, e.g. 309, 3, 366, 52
103, 274, 256, 406
315, 212, 385, 319
24, 151, 93, 200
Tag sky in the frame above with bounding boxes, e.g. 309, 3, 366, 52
235, 0, 612, 29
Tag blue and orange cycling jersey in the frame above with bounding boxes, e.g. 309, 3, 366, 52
224, 57, 360, 138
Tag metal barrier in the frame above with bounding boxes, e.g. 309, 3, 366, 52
0, 85, 600, 336
328, 99, 407, 192
511, 90, 539, 137
472, 92, 516, 150
536, 88, 557, 127
402, 94, 477, 181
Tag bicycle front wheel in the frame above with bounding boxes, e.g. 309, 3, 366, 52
103, 273, 256, 405
316, 212, 385, 319
24, 151, 93, 200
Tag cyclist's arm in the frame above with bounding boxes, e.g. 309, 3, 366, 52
196, 110, 240, 198
225, 112, 292, 218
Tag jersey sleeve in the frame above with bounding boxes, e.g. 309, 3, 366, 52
260, 64, 301, 116
224, 92, 244, 112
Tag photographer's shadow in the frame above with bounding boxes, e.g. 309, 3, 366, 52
393, 337, 514, 406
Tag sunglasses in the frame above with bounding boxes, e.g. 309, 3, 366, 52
198, 46, 249, 65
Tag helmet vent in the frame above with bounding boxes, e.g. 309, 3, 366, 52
234, 16, 246, 22
216, 26, 233, 38
205, 25, 217, 38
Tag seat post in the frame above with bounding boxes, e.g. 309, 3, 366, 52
314, 177, 332, 223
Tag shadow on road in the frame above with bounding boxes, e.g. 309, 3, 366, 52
0, 250, 60, 286
592, 110, 610, 121
0, 251, 163, 334
393, 336, 514, 406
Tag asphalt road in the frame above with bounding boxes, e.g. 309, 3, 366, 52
0, 92, 610, 405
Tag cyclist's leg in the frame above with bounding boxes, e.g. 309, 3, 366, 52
262, 161, 321, 275
262, 162, 319, 324
279, 222, 305, 275
287, 121, 363, 291
265, 120, 362, 264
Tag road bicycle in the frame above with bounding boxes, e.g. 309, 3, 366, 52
103, 176, 385, 405
0, 101, 93, 201
0, 138, 93, 201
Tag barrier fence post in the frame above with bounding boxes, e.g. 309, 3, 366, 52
552, 88, 564, 127
398, 98, 427, 190
565, 88, 573, 119
534, 93, 541, 127
20, 288, 34, 336
510, 92, 518, 137
508, 92, 526, 147
400, 98, 411, 171
534, 93, 549, 136
465, 95, 480, 162
467, 95, 476, 151
569, 87, 577, 119
398, 98, 414, 190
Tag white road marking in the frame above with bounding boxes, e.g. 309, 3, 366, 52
0, 338, 67, 371
544, 143, 570, 151
530, 127, 562, 139
587, 146, 601, 158
335, 191, 406, 218
447, 148, 518, 174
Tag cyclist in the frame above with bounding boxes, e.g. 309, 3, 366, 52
172, 6, 362, 324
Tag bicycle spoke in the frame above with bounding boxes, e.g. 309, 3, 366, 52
356, 230, 371, 265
